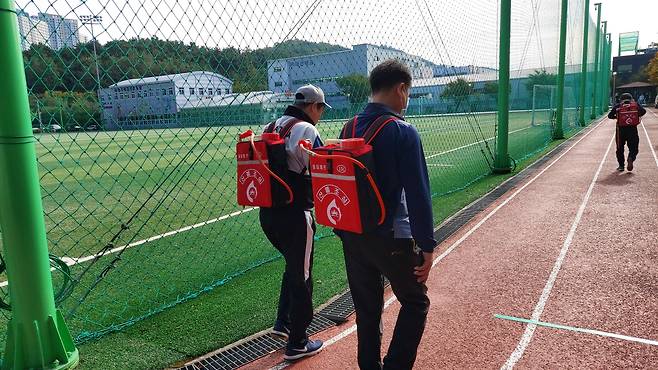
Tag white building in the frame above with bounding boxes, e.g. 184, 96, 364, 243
16, 11, 49, 51
100, 71, 234, 128
37, 13, 80, 50
267, 44, 494, 108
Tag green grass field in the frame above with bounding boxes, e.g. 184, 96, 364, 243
0, 109, 579, 361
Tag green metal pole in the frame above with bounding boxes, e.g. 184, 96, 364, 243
0, 2, 79, 369
604, 33, 612, 111
494, 0, 512, 173
554, 0, 569, 139
590, 3, 601, 119
578, 0, 590, 126
604, 36, 610, 109
598, 21, 607, 114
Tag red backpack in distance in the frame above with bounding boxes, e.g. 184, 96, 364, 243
617, 101, 641, 127
236, 119, 300, 208
299, 115, 395, 233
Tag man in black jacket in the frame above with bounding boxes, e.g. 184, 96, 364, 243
608, 93, 646, 171
337, 60, 437, 370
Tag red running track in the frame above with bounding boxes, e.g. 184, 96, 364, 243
243, 110, 658, 369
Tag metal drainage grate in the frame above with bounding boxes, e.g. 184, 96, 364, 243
178, 125, 594, 370
179, 334, 285, 370
178, 308, 342, 370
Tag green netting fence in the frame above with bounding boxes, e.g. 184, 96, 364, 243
0, 0, 607, 347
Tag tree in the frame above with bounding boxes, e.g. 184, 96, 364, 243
482, 81, 498, 96
440, 78, 473, 111
335, 74, 371, 104
648, 53, 658, 86
525, 69, 557, 93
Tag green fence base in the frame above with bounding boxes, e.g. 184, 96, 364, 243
3, 310, 79, 370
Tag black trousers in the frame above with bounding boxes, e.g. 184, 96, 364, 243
260, 207, 316, 346
340, 232, 430, 370
616, 126, 640, 166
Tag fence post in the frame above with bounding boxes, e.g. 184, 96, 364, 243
607, 35, 612, 107
598, 21, 607, 114
590, 3, 601, 119
554, 0, 569, 139
603, 33, 611, 111
493, 0, 512, 173
578, 0, 590, 126
0, 1, 79, 369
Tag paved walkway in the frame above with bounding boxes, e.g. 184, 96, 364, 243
245, 109, 658, 369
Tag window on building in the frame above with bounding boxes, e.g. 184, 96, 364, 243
161, 89, 166, 96
198, 88, 204, 95
224, 88, 230, 94
274, 67, 282, 72
274, 81, 283, 87
208, 88, 213, 95
131, 92, 135, 98
189, 87, 195, 95
179, 87, 185, 95
169, 87, 174, 95
618, 64, 633, 73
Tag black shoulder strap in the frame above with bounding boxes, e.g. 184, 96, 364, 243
279, 118, 302, 139
263, 121, 276, 133
340, 116, 358, 139
362, 115, 396, 144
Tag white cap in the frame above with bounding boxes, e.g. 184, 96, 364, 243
294, 84, 332, 108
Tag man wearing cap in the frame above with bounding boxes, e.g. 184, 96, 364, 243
608, 92, 646, 172
259, 84, 330, 360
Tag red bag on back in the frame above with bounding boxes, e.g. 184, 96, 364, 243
617, 102, 641, 127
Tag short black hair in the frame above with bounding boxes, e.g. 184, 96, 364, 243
369, 59, 412, 94
620, 93, 633, 101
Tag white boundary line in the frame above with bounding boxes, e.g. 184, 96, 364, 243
426, 126, 533, 159
501, 134, 614, 369
0, 207, 256, 288
268, 118, 608, 370
643, 110, 658, 168
495, 314, 658, 347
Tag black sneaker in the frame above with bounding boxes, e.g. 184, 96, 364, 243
271, 323, 290, 339
627, 159, 634, 171
284, 339, 324, 361
617, 165, 625, 172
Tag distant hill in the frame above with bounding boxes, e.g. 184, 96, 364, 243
23, 38, 348, 94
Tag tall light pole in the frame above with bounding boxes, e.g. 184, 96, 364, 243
79, 15, 102, 91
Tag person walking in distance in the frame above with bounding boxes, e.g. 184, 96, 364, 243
259, 85, 330, 360
336, 60, 437, 370
608, 92, 646, 172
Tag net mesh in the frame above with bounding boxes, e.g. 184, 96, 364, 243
0, 0, 602, 344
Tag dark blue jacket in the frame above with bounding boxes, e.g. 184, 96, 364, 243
344, 103, 437, 252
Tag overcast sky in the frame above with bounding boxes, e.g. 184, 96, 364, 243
16, 0, 658, 70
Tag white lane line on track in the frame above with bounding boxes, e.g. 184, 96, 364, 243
268, 118, 608, 370
643, 110, 658, 168
501, 134, 615, 369
495, 314, 658, 347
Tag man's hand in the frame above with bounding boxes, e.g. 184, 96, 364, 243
414, 251, 434, 283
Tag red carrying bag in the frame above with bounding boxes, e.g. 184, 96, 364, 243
236, 120, 300, 208
617, 101, 641, 127
299, 115, 395, 233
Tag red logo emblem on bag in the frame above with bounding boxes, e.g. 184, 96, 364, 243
327, 199, 342, 225
239, 169, 265, 202
317, 184, 351, 225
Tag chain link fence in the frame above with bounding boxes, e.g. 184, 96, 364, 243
0, 0, 600, 345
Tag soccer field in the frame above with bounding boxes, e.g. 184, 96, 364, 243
0, 110, 562, 343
